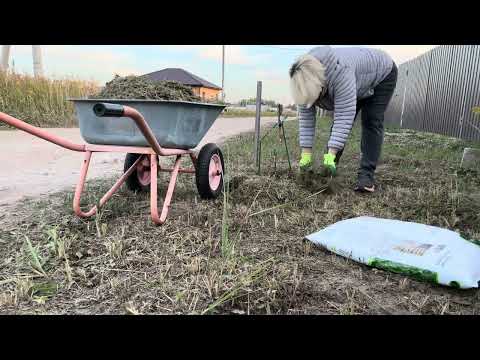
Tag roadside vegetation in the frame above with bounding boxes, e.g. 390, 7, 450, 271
0, 71, 295, 130
0, 71, 99, 128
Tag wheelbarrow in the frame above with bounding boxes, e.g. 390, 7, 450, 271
0, 99, 227, 225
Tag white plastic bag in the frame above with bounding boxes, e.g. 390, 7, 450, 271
306, 216, 480, 289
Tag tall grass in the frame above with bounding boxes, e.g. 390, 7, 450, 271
221, 109, 297, 118
0, 71, 99, 128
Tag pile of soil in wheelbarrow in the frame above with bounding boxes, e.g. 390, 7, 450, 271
90, 75, 201, 102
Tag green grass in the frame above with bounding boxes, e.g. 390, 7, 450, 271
0, 116, 479, 315
0, 71, 99, 128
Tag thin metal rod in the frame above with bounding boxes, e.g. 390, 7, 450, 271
259, 115, 292, 173
260, 123, 279, 142
254, 81, 262, 174
281, 123, 292, 172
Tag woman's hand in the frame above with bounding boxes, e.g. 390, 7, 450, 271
299, 148, 313, 169
322, 153, 337, 176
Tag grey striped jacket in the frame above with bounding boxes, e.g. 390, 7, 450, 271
297, 46, 393, 150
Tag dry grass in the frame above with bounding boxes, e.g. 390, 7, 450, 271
0, 117, 479, 314
222, 109, 296, 118
0, 71, 99, 128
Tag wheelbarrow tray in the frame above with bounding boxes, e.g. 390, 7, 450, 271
70, 99, 226, 150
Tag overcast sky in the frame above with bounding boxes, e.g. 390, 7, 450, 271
2, 45, 436, 104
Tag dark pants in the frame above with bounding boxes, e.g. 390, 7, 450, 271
334, 63, 398, 184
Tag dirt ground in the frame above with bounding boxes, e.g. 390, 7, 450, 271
0, 118, 479, 315
0, 117, 277, 207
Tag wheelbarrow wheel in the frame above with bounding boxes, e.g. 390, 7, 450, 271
196, 143, 224, 199
124, 153, 151, 193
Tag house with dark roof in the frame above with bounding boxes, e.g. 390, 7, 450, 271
142, 68, 222, 101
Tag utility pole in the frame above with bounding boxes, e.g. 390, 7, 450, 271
1, 45, 11, 72
32, 45, 44, 77
221, 45, 225, 102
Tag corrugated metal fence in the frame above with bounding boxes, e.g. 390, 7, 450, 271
385, 45, 480, 142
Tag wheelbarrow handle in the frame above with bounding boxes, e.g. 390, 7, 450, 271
93, 103, 125, 117
0, 111, 86, 152
92, 103, 189, 157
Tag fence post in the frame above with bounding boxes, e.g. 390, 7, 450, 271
254, 81, 262, 173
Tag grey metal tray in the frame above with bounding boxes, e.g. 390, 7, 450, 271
70, 99, 226, 149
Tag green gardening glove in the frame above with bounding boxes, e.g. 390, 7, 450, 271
299, 152, 313, 170
323, 153, 336, 176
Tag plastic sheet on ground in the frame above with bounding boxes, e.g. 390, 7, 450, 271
306, 216, 480, 289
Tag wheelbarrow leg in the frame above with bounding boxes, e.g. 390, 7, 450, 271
73, 151, 142, 218
150, 154, 182, 225
189, 153, 197, 168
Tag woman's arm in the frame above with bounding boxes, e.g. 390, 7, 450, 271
297, 104, 317, 150
328, 71, 357, 153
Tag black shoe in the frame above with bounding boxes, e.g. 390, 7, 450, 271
354, 177, 375, 193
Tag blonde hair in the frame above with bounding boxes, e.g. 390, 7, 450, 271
289, 54, 326, 108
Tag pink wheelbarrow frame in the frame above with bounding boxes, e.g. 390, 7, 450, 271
0, 103, 225, 225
